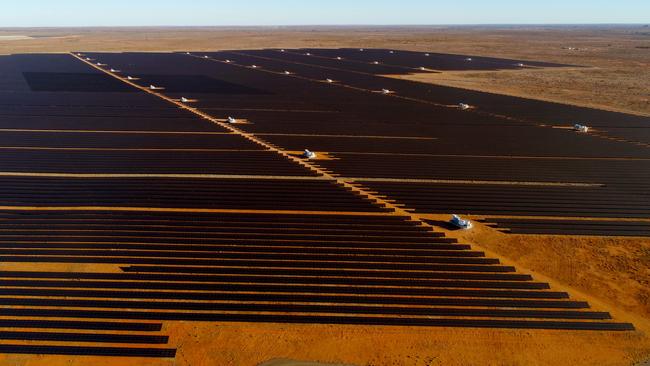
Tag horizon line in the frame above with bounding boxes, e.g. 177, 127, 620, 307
1, 23, 648, 29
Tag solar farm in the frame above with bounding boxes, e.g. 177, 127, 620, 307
0, 47, 648, 364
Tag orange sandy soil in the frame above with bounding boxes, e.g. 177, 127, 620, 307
1, 321, 648, 366
424, 214, 650, 364
455, 219, 650, 320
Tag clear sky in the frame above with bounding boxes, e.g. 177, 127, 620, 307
2, 0, 648, 27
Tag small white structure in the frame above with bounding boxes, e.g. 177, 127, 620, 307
180, 97, 190, 103
280, 49, 286, 52
85, 57, 91, 61
336, 56, 342, 60
516, 63, 525, 67
127, 76, 135, 80
186, 52, 191, 55
203, 55, 209, 59
96, 62, 106, 66
302, 149, 317, 159
305, 53, 312, 56
149, 85, 163, 90
325, 78, 334, 83
450, 214, 473, 230
419, 67, 426, 71
425, 53, 430, 56
574, 124, 590, 133
251, 65, 258, 68
373, 61, 380, 65
465, 57, 473, 61
109, 68, 119, 73
381, 89, 392, 94
284, 71, 292, 75
225, 59, 232, 63
389, 50, 394, 54
459, 103, 471, 110
227, 116, 237, 124
359, 48, 365, 51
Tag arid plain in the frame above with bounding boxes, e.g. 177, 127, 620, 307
0, 26, 648, 366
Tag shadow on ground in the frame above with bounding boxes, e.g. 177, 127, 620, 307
421, 218, 462, 231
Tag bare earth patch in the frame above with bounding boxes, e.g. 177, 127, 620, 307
0, 35, 33, 41
450, 219, 650, 319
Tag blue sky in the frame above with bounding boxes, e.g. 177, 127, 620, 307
2, 0, 648, 27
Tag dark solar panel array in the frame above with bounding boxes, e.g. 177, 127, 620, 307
131, 74, 271, 94
0, 210, 633, 334
287, 48, 574, 71
316, 154, 650, 182
0, 150, 312, 175
0, 176, 383, 211
0, 130, 259, 149
89, 49, 648, 225
201, 49, 648, 130
360, 181, 650, 218
0, 49, 643, 359
22, 72, 138, 92
482, 218, 650, 237
0, 53, 381, 358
